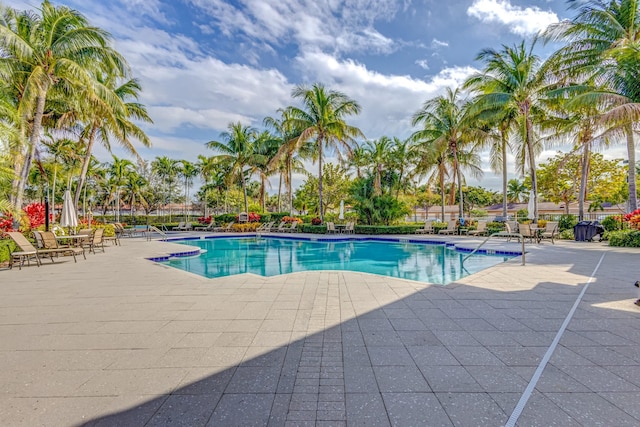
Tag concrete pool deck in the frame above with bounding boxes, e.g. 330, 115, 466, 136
1, 233, 639, 426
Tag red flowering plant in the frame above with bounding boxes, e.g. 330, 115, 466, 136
23, 203, 46, 230
624, 208, 640, 230
248, 212, 261, 222
0, 213, 14, 232
311, 217, 322, 225
197, 216, 212, 224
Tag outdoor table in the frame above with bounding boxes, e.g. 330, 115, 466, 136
335, 224, 346, 233
529, 226, 545, 243
458, 227, 468, 236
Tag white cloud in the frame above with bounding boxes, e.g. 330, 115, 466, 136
415, 59, 430, 70
467, 0, 559, 36
431, 38, 449, 49
186, 0, 402, 55
295, 51, 478, 140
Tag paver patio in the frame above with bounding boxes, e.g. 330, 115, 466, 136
1, 233, 639, 426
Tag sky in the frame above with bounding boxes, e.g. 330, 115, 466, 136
5, 0, 633, 192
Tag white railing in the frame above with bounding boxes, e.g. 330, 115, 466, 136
462, 232, 526, 265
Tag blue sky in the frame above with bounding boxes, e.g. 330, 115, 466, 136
8, 0, 628, 191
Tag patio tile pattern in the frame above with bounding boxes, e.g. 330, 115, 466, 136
0, 234, 639, 426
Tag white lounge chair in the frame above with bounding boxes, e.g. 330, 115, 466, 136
438, 221, 457, 235
468, 220, 487, 236
416, 220, 433, 234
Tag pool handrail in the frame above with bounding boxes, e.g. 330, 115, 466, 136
462, 231, 525, 266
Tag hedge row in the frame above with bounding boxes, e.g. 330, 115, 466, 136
607, 230, 640, 247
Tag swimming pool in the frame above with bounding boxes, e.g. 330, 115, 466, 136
153, 236, 517, 285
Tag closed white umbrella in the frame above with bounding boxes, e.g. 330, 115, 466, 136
339, 200, 345, 220
60, 189, 78, 233
527, 190, 535, 220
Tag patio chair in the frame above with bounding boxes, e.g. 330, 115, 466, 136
174, 222, 193, 231
342, 221, 355, 234
468, 220, 487, 237
519, 223, 535, 243
194, 222, 216, 231
416, 220, 433, 234
438, 221, 457, 235
541, 221, 558, 244
256, 221, 274, 232
213, 222, 234, 232
282, 222, 298, 233
34, 230, 85, 262
6, 232, 41, 270
81, 227, 105, 254
272, 221, 288, 233
326, 222, 338, 234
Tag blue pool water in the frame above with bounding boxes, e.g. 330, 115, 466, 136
155, 237, 516, 285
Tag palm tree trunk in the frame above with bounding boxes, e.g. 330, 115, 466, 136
578, 141, 590, 221
288, 157, 293, 214
318, 139, 324, 220
277, 173, 282, 212
75, 125, 98, 209
452, 143, 463, 219
626, 125, 637, 213
525, 115, 538, 223
242, 171, 249, 213
439, 170, 445, 221
16, 92, 48, 209
501, 131, 508, 218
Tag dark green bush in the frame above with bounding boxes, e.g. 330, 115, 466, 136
0, 238, 17, 264
354, 225, 421, 235
601, 215, 624, 232
558, 229, 574, 240
607, 230, 640, 247
559, 214, 578, 232
301, 225, 327, 234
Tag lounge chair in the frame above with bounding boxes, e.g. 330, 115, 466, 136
81, 227, 105, 254
174, 222, 193, 231
416, 220, 433, 234
6, 232, 41, 269
468, 220, 487, 236
32, 231, 85, 262
326, 222, 338, 234
438, 221, 457, 235
256, 221, 274, 232
282, 222, 298, 233
194, 222, 216, 231
342, 221, 355, 234
213, 222, 234, 232
541, 221, 558, 244
272, 222, 288, 233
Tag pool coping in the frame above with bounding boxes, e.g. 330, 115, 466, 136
151, 233, 524, 262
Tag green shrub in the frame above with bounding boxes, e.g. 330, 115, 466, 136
601, 215, 624, 232
559, 214, 578, 232
486, 221, 505, 235
0, 238, 17, 264
607, 230, 640, 247
354, 225, 421, 234
516, 209, 529, 221
432, 221, 447, 234
301, 225, 327, 234
558, 229, 574, 240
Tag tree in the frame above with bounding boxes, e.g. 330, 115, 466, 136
362, 137, 393, 196
287, 83, 363, 220
411, 87, 485, 220
464, 41, 546, 222
179, 160, 198, 220
0, 0, 128, 209
536, 153, 581, 214
507, 178, 527, 203
152, 156, 180, 221
294, 164, 351, 216
462, 186, 500, 213
207, 122, 264, 213
544, 0, 640, 212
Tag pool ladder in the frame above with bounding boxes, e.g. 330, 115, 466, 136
462, 232, 526, 266
147, 225, 167, 241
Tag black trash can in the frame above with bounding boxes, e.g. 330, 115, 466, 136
573, 221, 605, 242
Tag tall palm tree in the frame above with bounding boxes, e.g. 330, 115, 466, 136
179, 160, 198, 221
73, 77, 152, 208
151, 156, 180, 221
106, 156, 134, 222
507, 178, 527, 203
413, 142, 450, 220
389, 137, 415, 199
41, 136, 77, 217
345, 145, 368, 180
264, 109, 307, 214
363, 137, 394, 196
463, 42, 547, 222
411, 87, 486, 220
287, 83, 363, 220
207, 122, 263, 213
0, 1, 128, 209
544, 0, 640, 212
